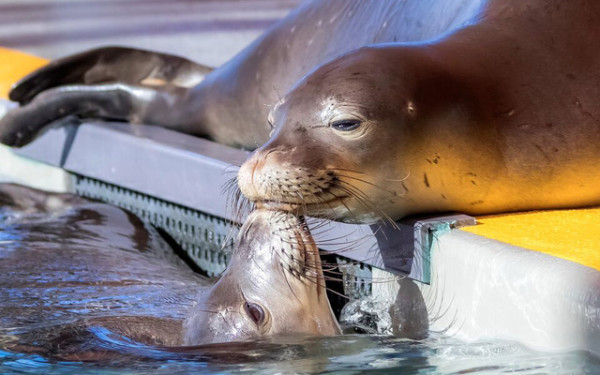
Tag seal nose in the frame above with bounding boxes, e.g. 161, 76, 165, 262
238, 146, 288, 202
238, 151, 261, 201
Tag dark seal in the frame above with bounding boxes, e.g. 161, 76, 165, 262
1, 0, 599, 223
0, 0, 482, 148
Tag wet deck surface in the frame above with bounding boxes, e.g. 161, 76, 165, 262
0, 0, 300, 66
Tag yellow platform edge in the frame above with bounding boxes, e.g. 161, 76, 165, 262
462, 207, 600, 271
0, 47, 48, 100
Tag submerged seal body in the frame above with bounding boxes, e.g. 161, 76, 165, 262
238, 0, 600, 222
0, 185, 338, 359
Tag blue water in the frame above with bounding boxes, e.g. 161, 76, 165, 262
2, 333, 599, 374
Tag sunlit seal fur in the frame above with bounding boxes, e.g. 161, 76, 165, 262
238, 0, 600, 223
2, 0, 599, 223
184, 209, 340, 345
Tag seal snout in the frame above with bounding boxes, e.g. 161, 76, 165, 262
237, 151, 262, 201
238, 147, 340, 211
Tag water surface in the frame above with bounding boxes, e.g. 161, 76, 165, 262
0, 185, 598, 374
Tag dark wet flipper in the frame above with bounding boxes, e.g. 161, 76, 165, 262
9, 46, 213, 104
0, 83, 191, 147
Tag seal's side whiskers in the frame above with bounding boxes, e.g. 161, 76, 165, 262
281, 262, 304, 305
223, 175, 253, 224
336, 173, 408, 205
296, 270, 348, 300
334, 181, 399, 229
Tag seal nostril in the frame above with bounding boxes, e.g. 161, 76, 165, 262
244, 302, 265, 326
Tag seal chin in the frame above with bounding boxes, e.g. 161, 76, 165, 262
255, 200, 301, 212
254, 196, 349, 214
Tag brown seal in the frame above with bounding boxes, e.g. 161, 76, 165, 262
238, 0, 600, 222
1, 0, 599, 222
183, 209, 340, 345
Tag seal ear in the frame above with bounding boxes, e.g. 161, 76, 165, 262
9, 46, 213, 104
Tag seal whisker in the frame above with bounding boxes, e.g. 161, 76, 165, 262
221, 176, 251, 251
223, 175, 252, 224
334, 182, 398, 229
336, 181, 400, 229
298, 273, 349, 300
295, 191, 309, 218
383, 171, 411, 183
320, 188, 357, 219
322, 271, 344, 280
221, 164, 241, 177
307, 190, 336, 218
336, 173, 404, 196
318, 234, 375, 249
281, 263, 304, 305
326, 167, 367, 175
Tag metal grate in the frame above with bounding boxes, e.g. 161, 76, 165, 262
74, 175, 236, 277
336, 258, 372, 299
73, 174, 374, 299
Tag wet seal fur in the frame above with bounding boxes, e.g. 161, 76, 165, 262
1, 0, 599, 222
0, 185, 338, 360
184, 209, 340, 345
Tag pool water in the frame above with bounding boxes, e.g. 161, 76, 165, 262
2, 333, 599, 374
0, 185, 599, 374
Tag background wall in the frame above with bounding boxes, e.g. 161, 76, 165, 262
0, 0, 300, 67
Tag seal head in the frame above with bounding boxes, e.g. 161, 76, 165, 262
238, 46, 476, 223
183, 209, 340, 345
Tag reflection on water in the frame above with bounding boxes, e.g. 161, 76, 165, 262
2, 333, 599, 374
0, 184, 599, 374
0, 185, 205, 350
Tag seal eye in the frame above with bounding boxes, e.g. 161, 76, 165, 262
244, 302, 265, 326
331, 119, 361, 132
267, 114, 276, 137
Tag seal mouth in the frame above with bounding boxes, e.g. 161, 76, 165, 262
255, 196, 348, 213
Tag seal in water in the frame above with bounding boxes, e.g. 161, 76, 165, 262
1, 0, 599, 223
183, 209, 340, 345
0, 185, 339, 360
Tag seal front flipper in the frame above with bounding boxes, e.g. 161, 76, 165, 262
1, 46, 212, 147
9, 46, 213, 104
0, 83, 193, 147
